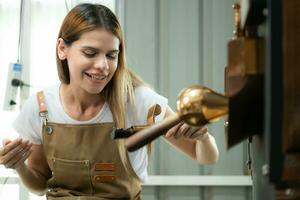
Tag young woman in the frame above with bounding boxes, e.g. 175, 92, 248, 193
0, 3, 219, 199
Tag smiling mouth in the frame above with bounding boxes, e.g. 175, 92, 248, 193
84, 72, 107, 81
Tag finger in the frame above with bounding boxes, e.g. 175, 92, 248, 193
191, 127, 208, 139
200, 126, 208, 133
0, 139, 29, 163
20, 140, 33, 150
2, 139, 11, 146
0, 139, 11, 156
0, 143, 24, 164
165, 122, 183, 137
175, 123, 190, 139
0, 138, 22, 156
184, 127, 199, 138
5, 147, 28, 168
4, 148, 31, 169
13, 150, 32, 170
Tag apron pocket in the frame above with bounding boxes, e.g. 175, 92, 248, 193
52, 157, 92, 192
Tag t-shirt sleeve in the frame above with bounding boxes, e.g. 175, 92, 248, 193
12, 94, 42, 144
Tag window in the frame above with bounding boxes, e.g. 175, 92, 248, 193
0, 1, 116, 199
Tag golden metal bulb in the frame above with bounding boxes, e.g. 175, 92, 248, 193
177, 85, 229, 126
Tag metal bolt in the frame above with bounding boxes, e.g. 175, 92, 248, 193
285, 188, 295, 197
224, 121, 229, 127
261, 164, 269, 176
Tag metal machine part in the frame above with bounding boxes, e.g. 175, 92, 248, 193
125, 85, 228, 152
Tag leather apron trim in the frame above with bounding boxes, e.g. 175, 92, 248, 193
37, 91, 47, 113
94, 163, 115, 171
145, 104, 161, 155
37, 91, 49, 125
147, 104, 161, 125
93, 175, 115, 182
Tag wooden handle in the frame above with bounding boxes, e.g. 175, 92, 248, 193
125, 114, 181, 152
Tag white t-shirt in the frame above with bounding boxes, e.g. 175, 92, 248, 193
13, 84, 168, 182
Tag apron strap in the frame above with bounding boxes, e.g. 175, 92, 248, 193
147, 104, 161, 125
37, 91, 49, 125
146, 104, 161, 155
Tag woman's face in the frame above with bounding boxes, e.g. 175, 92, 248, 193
57, 28, 120, 95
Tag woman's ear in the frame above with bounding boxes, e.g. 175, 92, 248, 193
57, 38, 68, 60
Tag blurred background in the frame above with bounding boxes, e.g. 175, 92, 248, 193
0, 0, 252, 199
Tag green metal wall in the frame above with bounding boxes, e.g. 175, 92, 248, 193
123, 0, 252, 199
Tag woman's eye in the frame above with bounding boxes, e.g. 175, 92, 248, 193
83, 51, 96, 57
106, 53, 118, 60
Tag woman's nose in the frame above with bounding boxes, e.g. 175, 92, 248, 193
94, 55, 109, 71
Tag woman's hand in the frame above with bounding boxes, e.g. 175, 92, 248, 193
0, 138, 32, 170
165, 122, 209, 141
163, 107, 219, 164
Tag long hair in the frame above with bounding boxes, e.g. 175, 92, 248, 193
56, 3, 144, 129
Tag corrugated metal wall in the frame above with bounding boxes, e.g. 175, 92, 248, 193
124, 0, 252, 199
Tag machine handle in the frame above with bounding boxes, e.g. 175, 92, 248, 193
125, 114, 181, 152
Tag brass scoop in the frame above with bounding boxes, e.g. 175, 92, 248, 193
125, 85, 229, 152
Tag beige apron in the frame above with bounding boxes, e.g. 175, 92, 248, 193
36, 91, 160, 200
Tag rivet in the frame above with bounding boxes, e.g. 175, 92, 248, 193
46, 126, 53, 134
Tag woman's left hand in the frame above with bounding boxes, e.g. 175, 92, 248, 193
165, 122, 208, 141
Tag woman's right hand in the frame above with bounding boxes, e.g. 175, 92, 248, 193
0, 138, 32, 170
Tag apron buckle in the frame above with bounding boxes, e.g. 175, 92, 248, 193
39, 111, 49, 126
